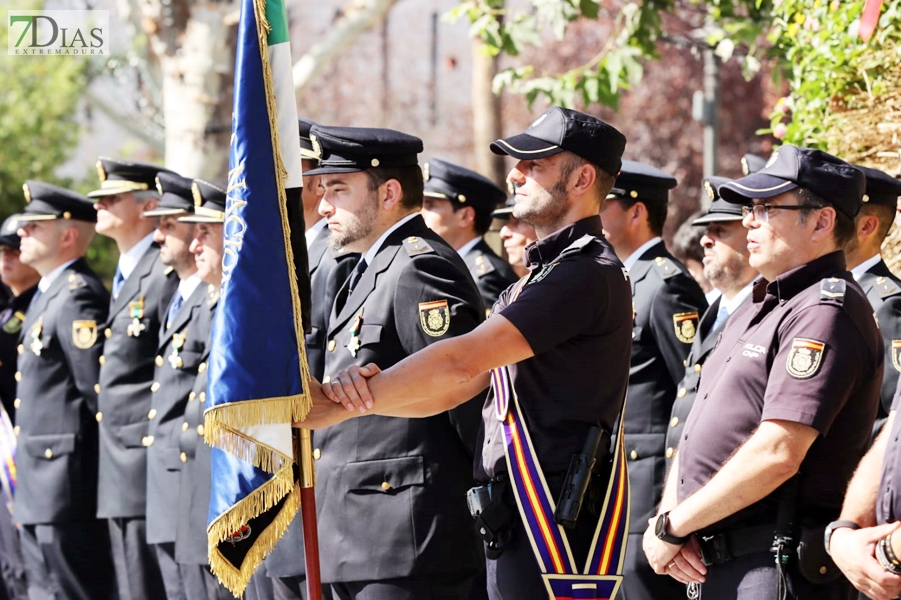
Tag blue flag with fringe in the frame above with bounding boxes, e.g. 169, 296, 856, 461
203, 0, 309, 594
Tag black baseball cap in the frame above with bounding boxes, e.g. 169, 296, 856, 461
88, 157, 174, 198
19, 181, 97, 223
608, 160, 677, 204
304, 126, 423, 176
489, 107, 627, 177
692, 177, 743, 226
0, 215, 23, 248
423, 158, 506, 218
720, 145, 865, 219
856, 165, 901, 208
143, 172, 195, 217
179, 180, 226, 224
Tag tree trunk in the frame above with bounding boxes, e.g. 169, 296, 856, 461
470, 36, 505, 186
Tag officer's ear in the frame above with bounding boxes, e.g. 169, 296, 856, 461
142, 196, 159, 213
457, 205, 476, 229
569, 163, 597, 198
810, 205, 836, 242
380, 179, 403, 212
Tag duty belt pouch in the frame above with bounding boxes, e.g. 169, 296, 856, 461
468, 481, 515, 559
796, 525, 841, 584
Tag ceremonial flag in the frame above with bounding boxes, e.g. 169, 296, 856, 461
204, 0, 309, 594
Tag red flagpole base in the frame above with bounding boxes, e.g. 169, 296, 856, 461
301, 486, 323, 600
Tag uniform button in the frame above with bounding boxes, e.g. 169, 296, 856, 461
99, 355, 106, 366
180, 452, 188, 463
726, 357, 731, 362
196, 424, 205, 436
94, 383, 101, 394
198, 362, 207, 373
819, 566, 828, 575
105, 328, 112, 339
313, 448, 321, 460
142, 436, 154, 447
14, 371, 21, 383
96, 412, 103, 423
44, 448, 53, 459
148, 408, 157, 420
188, 392, 196, 402
323, 376, 331, 384
155, 356, 164, 367
670, 416, 679, 428
694, 364, 702, 373
630, 450, 638, 460
682, 359, 687, 367
677, 388, 686, 398
666, 447, 674, 458
13, 426, 20, 437
328, 340, 337, 352
182, 422, 189, 431
17, 344, 24, 355
381, 481, 391, 491
13, 398, 20, 409
199, 392, 206, 402
150, 382, 161, 392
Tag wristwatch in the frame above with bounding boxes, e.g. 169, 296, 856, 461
824, 520, 860, 556
655, 511, 690, 545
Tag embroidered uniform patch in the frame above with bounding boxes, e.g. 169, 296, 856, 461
419, 300, 450, 337
673, 312, 699, 344
786, 338, 825, 379
73, 320, 98, 349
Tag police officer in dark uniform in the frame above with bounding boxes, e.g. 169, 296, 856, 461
170, 179, 231, 600
309, 106, 634, 600
90, 158, 178, 600
301, 124, 486, 600
14, 181, 116, 599
265, 118, 352, 600
490, 196, 537, 279
139, 173, 214, 600
0, 215, 39, 417
600, 160, 708, 599
643, 146, 880, 600
740, 153, 767, 177
664, 177, 758, 468
844, 166, 901, 437
419, 158, 516, 310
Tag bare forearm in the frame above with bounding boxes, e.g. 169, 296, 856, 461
839, 411, 895, 527
658, 452, 680, 514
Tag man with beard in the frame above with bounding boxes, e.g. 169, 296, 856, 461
491, 196, 537, 279
90, 158, 178, 600
305, 107, 633, 600
301, 124, 486, 600
664, 177, 758, 470
843, 166, 901, 438
600, 160, 708, 600
14, 182, 115, 599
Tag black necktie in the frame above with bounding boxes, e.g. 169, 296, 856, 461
347, 259, 368, 296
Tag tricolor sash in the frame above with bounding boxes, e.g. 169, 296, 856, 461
492, 239, 630, 599
0, 405, 16, 514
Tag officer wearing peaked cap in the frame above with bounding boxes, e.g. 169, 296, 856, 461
664, 177, 758, 473
741, 153, 768, 176
644, 146, 879, 600
420, 158, 517, 312
265, 118, 348, 600
91, 158, 178, 600
491, 194, 537, 279
14, 182, 116, 599
844, 166, 901, 441
302, 124, 487, 600
600, 160, 708, 600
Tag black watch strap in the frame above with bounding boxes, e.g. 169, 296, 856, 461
824, 520, 860, 557
656, 511, 690, 545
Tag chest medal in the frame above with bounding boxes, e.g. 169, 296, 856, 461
169, 331, 187, 368
127, 296, 146, 337
347, 311, 363, 357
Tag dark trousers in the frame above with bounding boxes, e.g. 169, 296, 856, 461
178, 563, 232, 600
245, 570, 275, 600
273, 575, 340, 600
108, 517, 166, 600
0, 491, 26, 600
153, 542, 185, 600
619, 532, 688, 600
699, 550, 855, 600
19, 522, 115, 600
329, 572, 474, 600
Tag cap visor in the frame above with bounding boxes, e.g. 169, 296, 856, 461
491, 207, 513, 219
489, 133, 562, 160
16, 213, 59, 222
691, 213, 744, 226
142, 208, 190, 217
178, 215, 222, 224
303, 165, 365, 176
87, 182, 149, 198
720, 174, 798, 204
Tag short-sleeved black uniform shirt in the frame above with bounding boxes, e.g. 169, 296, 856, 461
878, 379, 901, 524
677, 252, 882, 531
477, 216, 633, 482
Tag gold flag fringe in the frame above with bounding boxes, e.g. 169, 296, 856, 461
204, 394, 309, 444
208, 467, 301, 597
204, 420, 292, 475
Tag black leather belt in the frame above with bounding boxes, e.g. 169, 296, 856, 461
697, 524, 775, 566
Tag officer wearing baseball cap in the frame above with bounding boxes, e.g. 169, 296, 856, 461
420, 158, 516, 311
600, 160, 708, 600
844, 166, 901, 440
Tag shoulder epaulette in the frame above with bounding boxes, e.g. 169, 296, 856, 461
403, 236, 435, 256
820, 277, 846, 304
207, 283, 220, 306
875, 276, 901, 298
67, 273, 86, 290
653, 256, 679, 280
163, 265, 175, 276
558, 234, 595, 258
473, 254, 496, 278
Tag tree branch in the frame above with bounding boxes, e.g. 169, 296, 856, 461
84, 85, 166, 153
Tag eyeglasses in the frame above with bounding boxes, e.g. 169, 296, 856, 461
741, 204, 825, 224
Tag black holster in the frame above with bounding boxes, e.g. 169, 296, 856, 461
467, 479, 515, 559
